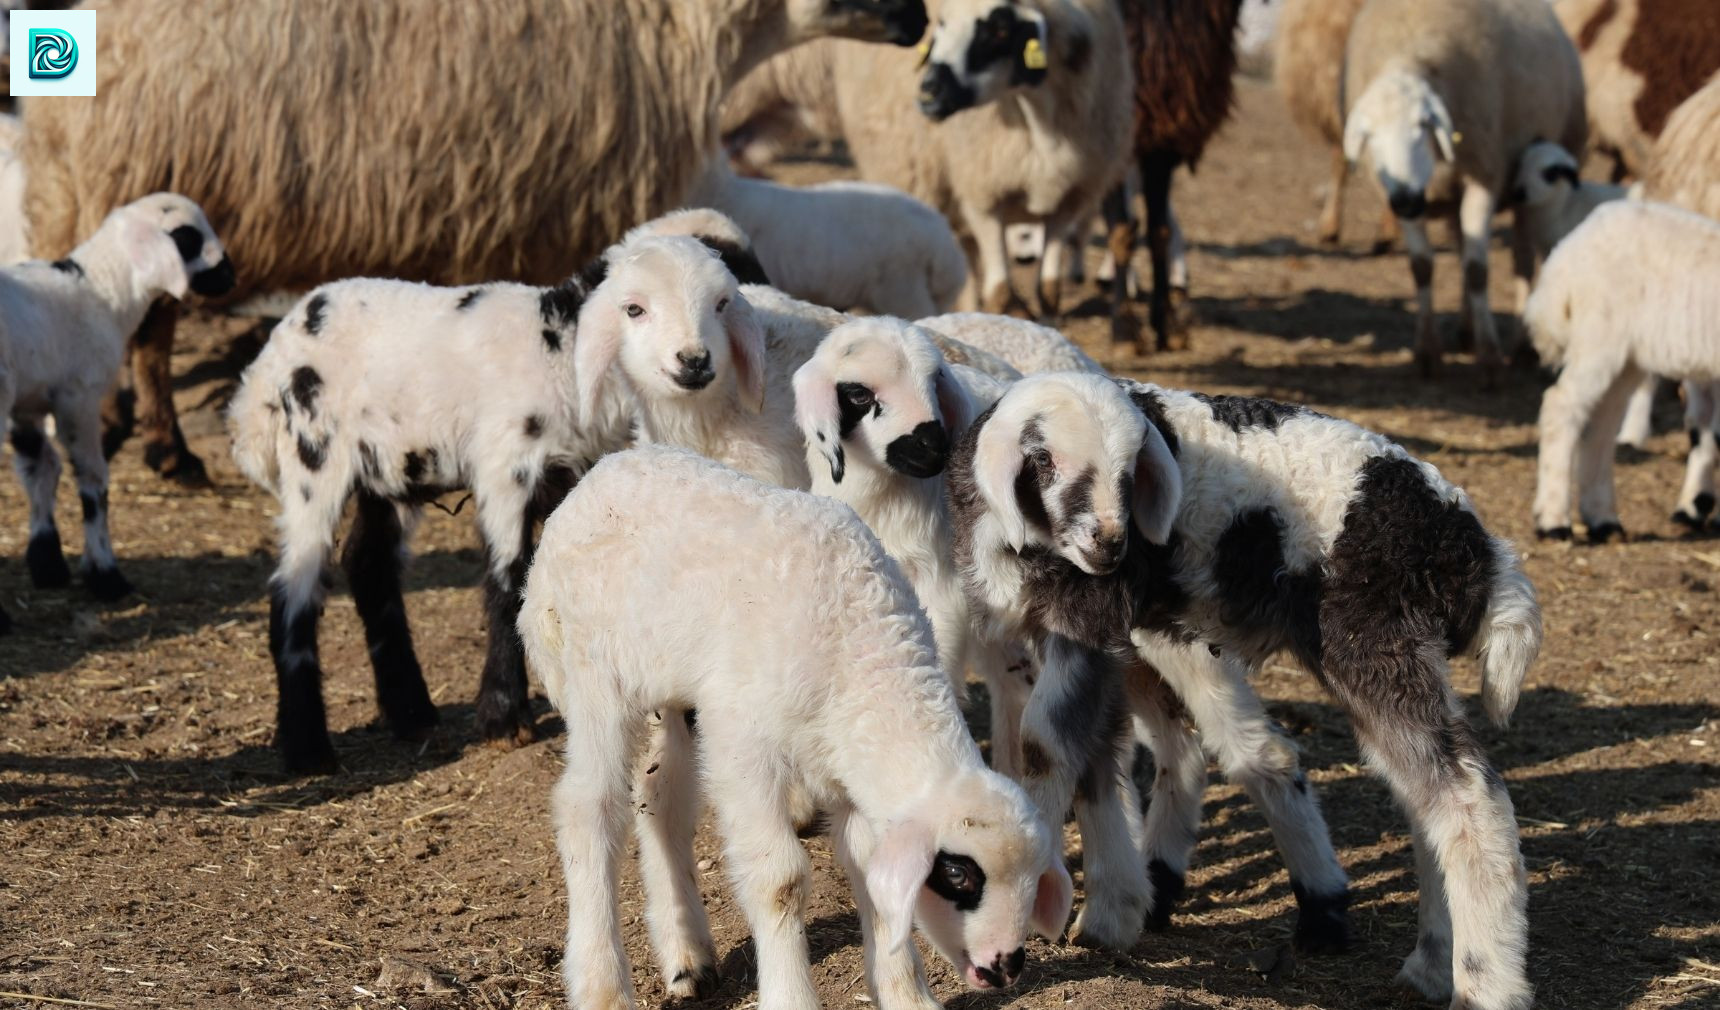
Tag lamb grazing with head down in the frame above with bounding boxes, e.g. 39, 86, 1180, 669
226, 267, 626, 771
0, 192, 233, 634
519, 445, 1072, 1009
948, 372, 1541, 1008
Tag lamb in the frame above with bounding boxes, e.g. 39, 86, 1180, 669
1343, 0, 1586, 377
226, 269, 632, 770
1552, 0, 1720, 180
1527, 199, 1720, 540
518, 444, 1072, 1008
687, 160, 969, 318
23, 0, 928, 485
915, 312, 1105, 375
0, 193, 233, 635
948, 371, 1541, 1008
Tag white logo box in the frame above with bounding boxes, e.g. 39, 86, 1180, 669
9, 9, 97, 98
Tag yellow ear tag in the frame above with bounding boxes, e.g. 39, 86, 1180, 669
1451, 130, 1463, 144
916, 40, 931, 69
1022, 37, 1047, 71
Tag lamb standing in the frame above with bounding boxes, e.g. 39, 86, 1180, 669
0, 193, 232, 634
1343, 0, 1585, 377
519, 445, 1072, 1008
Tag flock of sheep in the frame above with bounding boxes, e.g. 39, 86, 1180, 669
2, 0, 1719, 1008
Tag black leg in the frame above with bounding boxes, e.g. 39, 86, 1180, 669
269, 581, 338, 773
474, 522, 535, 746
342, 493, 438, 742
1141, 152, 1180, 352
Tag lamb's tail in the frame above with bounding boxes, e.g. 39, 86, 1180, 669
1473, 538, 1542, 727
226, 364, 285, 496
516, 558, 569, 712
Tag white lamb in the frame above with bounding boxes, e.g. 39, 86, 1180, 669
1, 192, 233, 634
689, 160, 969, 318
518, 445, 1072, 1009
1528, 199, 1720, 540
915, 312, 1106, 376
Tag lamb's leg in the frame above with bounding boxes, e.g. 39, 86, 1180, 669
1103, 183, 1142, 347
1122, 660, 1206, 931
1141, 151, 1183, 352
554, 703, 641, 1010
1575, 363, 1646, 543
130, 299, 208, 487
1373, 200, 1401, 255
1618, 374, 1658, 449
269, 479, 348, 773
1037, 223, 1066, 320
978, 635, 1035, 779
634, 709, 718, 999
9, 418, 71, 588
962, 203, 1022, 318
1534, 356, 1625, 539
340, 492, 438, 740
1508, 204, 1536, 320
1134, 634, 1351, 951
1674, 380, 1720, 529
56, 397, 132, 601
830, 808, 941, 1010
704, 741, 820, 1010
100, 342, 135, 460
1402, 218, 1440, 377
1459, 184, 1502, 378
1395, 821, 1456, 1003
474, 489, 535, 745
1023, 635, 1147, 950
1342, 657, 1530, 1010
1318, 148, 1347, 246
1070, 706, 1149, 948
0, 413, 14, 633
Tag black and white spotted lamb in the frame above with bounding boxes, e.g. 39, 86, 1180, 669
947, 372, 1541, 1010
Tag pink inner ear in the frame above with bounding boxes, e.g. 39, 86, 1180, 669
934, 365, 975, 438
1031, 860, 1074, 939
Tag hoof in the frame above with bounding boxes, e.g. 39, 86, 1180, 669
1070, 891, 1148, 950
1369, 237, 1394, 256
1586, 521, 1626, 545
1291, 883, 1352, 954
1396, 942, 1454, 1003
478, 704, 536, 749
279, 733, 340, 776
384, 697, 440, 744
1144, 859, 1185, 932
1672, 509, 1707, 532
26, 532, 72, 589
1415, 350, 1441, 380
84, 565, 135, 602
0, 605, 12, 635
1535, 526, 1572, 542
143, 439, 212, 489
667, 965, 720, 1001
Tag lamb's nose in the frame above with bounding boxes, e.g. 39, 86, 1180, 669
1004, 946, 1025, 984
674, 350, 714, 389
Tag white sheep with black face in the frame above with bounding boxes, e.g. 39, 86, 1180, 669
1, 192, 233, 634
947, 372, 1541, 1009
519, 445, 1072, 1010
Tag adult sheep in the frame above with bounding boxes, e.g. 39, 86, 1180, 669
1552, 0, 1720, 181
1645, 75, 1720, 220
22, 0, 928, 485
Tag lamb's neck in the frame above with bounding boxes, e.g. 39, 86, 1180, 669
65, 234, 165, 340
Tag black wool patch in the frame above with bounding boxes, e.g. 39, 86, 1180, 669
9, 425, 45, 459
403, 451, 428, 483
456, 288, 485, 311
523, 415, 545, 438
1192, 391, 1306, 433
304, 293, 329, 336
50, 257, 84, 278
697, 237, 772, 286
1211, 508, 1322, 656
540, 282, 586, 329
296, 433, 330, 472
289, 366, 323, 417
541, 328, 562, 353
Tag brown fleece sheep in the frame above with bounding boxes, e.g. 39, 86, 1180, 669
1102, 0, 1243, 352
1646, 75, 1720, 218
21, 0, 927, 484
1554, 0, 1720, 180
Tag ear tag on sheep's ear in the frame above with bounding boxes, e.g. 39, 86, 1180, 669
1450, 131, 1463, 145
1022, 37, 1047, 70
916, 39, 931, 69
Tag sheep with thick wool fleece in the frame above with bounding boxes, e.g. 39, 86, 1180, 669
1527, 199, 1720, 540
1, 193, 232, 635
947, 372, 1540, 1006
688, 161, 968, 318
518, 445, 1073, 1008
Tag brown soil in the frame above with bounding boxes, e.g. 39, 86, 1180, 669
3, 79, 1717, 1010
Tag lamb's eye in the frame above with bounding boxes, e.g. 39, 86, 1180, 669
624, 304, 644, 319
716, 297, 729, 313
842, 385, 874, 407
941, 862, 970, 890
1030, 448, 1054, 473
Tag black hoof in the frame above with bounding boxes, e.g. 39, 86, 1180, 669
1586, 521, 1626, 545
279, 731, 340, 775
1673, 509, 1706, 531
0, 605, 12, 635
476, 697, 535, 748
26, 532, 72, 588
1291, 882, 1352, 954
84, 565, 135, 602
1535, 526, 1572, 542
669, 965, 721, 1000
1144, 858, 1186, 931
382, 691, 440, 743
143, 438, 212, 489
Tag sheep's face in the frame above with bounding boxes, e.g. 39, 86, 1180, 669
1511, 141, 1581, 209
1005, 223, 1045, 265
793, 318, 972, 485
574, 237, 765, 425
865, 770, 1071, 990
1343, 71, 1455, 221
919, 1, 1049, 121
114, 193, 235, 302
971, 374, 1180, 575
793, 0, 929, 47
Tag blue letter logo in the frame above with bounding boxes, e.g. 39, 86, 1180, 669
28, 28, 76, 79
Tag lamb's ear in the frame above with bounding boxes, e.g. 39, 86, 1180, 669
1426, 91, 1457, 163
724, 292, 767, 414
1130, 419, 1182, 546
574, 292, 624, 428
934, 364, 976, 439
1012, 9, 1049, 86
119, 212, 189, 300
865, 819, 935, 955
792, 356, 846, 483
974, 412, 1030, 552
1030, 857, 1074, 940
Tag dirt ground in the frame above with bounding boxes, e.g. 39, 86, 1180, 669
3, 78, 1718, 1010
